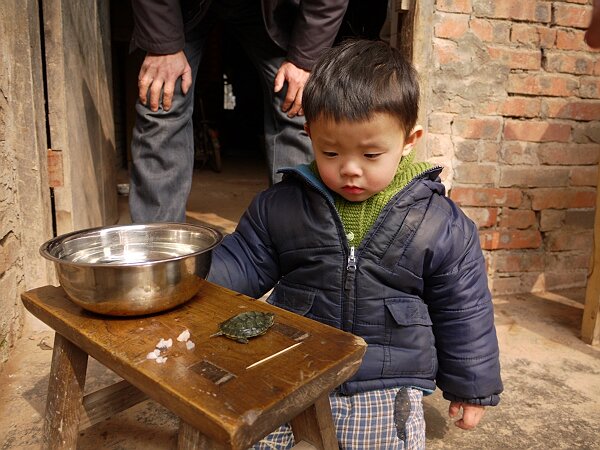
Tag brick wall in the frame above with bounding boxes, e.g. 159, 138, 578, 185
425, 0, 599, 295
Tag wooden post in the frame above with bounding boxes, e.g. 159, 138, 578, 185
177, 421, 227, 450
43, 333, 88, 449
582, 167, 600, 345
290, 394, 338, 450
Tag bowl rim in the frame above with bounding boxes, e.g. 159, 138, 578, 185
39, 222, 223, 268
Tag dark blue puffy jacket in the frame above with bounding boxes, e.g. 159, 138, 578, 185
208, 165, 503, 406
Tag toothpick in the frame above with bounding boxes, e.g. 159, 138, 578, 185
246, 342, 303, 369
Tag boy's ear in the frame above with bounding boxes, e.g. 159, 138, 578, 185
402, 125, 423, 156
304, 122, 311, 138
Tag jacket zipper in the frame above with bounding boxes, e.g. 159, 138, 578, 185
344, 246, 357, 293
344, 245, 357, 334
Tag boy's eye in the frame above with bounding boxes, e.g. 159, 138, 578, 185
323, 151, 338, 157
364, 153, 382, 159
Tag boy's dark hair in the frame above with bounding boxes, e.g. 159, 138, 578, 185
303, 39, 420, 136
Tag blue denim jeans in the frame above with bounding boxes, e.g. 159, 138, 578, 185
129, 0, 312, 223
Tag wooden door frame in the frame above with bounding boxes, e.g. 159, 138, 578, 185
582, 168, 600, 345
42, 0, 118, 235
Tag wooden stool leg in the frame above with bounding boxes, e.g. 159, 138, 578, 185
177, 420, 227, 450
290, 394, 338, 450
43, 333, 88, 449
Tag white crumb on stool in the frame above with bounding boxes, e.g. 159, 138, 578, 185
177, 329, 190, 342
156, 338, 173, 349
185, 340, 195, 350
155, 356, 168, 364
146, 348, 161, 360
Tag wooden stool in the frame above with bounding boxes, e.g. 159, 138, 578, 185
21, 282, 366, 449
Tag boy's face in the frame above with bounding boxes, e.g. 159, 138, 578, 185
306, 113, 422, 202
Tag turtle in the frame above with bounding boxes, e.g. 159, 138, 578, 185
210, 311, 275, 344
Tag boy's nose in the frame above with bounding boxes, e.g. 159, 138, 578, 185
340, 161, 361, 177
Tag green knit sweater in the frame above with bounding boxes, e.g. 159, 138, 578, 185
310, 152, 433, 245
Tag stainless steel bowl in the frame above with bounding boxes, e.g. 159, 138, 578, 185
40, 223, 223, 316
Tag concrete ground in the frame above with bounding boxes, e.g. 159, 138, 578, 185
1, 155, 599, 449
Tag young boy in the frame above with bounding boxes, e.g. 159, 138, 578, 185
208, 39, 503, 449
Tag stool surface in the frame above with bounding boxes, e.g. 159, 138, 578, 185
21, 281, 366, 450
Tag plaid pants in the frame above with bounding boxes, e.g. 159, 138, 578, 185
249, 387, 425, 450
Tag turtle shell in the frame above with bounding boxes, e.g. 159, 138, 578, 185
212, 311, 275, 343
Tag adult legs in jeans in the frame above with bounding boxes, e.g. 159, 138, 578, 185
129, 36, 205, 223
215, 0, 313, 184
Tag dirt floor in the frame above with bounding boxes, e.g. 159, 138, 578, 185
1, 155, 600, 449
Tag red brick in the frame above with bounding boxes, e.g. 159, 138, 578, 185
529, 188, 596, 210
452, 117, 503, 140
428, 113, 454, 134
480, 141, 502, 163
427, 133, 453, 157
489, 274, 545, 296
544, 98, 600, 121
570, 166, 598, 186
544, 51, 596, 75
553, 3, 592, 29
556, 29, 598, 51
487, 46, 541, 70
454, 163, 498, 184
435, 13, 470, 39
543, 271, 588, 291
573, 122, 600, 142
500, 142, 540, 165
580, 77, 600, 99
469, 18, 511, 42
507, 73, 578, 97
504, 120, 571, 143
511, 24, 556, 48
436, 0, 472, 13
536, 143, 600, 165
433, 38, 461, 66
498, 209, 537, 229
452, 137, 502, 161
462, 207, 499, 228
501, 97, 541, 118
473, 1, 551, 22
475, 101, 500, 116
541, 209, 596, 231
480, 229, 542, 250
565, 210, 595, 228
540, 210, 565, 231
499, 166, 570, 187
493, 251, 545, 272
450, 187, 523, 207
454, 138, 478, 162
470, 18, 494, 41
538, 27, 559, 48
546, 230, 594, 251
546, 252, 592, 272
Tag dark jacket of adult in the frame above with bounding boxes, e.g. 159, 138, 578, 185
131, 0, 349, 70
208, 166, 504, 406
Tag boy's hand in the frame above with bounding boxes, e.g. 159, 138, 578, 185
448, 401, 485, 430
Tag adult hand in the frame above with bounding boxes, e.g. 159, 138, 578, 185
586, 0, 600, 48
138, 51, 192, 112
274, 61, 310, 118
448, 402, 486, 430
